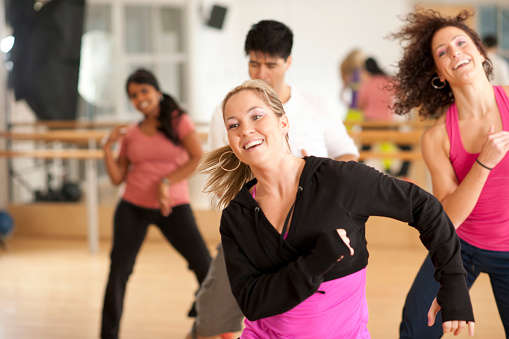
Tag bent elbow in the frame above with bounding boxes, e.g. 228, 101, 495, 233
110, 176, 124, 186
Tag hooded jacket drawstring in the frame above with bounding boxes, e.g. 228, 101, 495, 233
253, 206, 274, 262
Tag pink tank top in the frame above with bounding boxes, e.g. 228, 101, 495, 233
446, 86, 509, 251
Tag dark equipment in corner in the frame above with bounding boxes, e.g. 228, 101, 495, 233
5, 0, 85, 120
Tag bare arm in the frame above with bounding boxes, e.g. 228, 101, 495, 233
103, 126, 129, 186
158, 130, 203, 216
421, 123, 509, 228
162, 130, 203, 184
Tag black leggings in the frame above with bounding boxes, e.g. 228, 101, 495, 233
101, 199, 211, 339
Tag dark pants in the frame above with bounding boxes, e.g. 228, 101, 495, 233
400, 239, 509, 339
101, 200, 211, 339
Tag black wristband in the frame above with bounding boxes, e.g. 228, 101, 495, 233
475, 158, 493, 171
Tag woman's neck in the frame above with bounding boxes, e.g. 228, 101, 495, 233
452, 78, 497, 119
141, 115, 160, 128
250, 153, 304, 199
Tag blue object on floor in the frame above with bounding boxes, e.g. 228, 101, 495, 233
0, 210, 14, 237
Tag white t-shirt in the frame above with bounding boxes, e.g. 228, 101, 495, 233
489, 52, 509, 86
208, 85, 359, 159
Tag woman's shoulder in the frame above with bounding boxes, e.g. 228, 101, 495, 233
122, 123, 141, 140
421, 117, 448, 156
422, 117, 446, 141
309, 156, 369, 181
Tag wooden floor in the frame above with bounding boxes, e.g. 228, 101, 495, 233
0, 235, 505, 339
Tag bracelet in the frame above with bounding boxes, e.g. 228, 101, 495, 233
475, 158, 493, 171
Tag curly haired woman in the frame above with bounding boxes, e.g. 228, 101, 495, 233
392, 10, 509, 339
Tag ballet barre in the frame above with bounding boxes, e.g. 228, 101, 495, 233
0, 130, 108, 146
348, 129, 423, 145
358, 151, 422, 161
0, 149, 103, 253
344, 120, 433, 129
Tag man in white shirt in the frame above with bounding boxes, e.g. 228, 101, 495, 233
188, 20, 358, 339
483, 35, 509, 86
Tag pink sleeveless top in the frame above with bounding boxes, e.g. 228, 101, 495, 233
446, 86, 509, 251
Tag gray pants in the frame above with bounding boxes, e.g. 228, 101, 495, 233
192, 244, 244, 337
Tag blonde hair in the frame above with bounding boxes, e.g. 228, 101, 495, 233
200, 79, 286, 208
339, 49, 365, 86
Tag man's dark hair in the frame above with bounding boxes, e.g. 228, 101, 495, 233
244, 20, 293, 60
364, 57, 387, 76
483, 34, 498, 48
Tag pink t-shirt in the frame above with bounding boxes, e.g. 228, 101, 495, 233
357, 75, 394, 121
446, 86, 509, 251
119, 114, 194, 209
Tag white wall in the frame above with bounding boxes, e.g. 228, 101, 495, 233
188, 0, 412, 124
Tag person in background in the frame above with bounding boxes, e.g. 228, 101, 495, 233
483, 34, 509, 86
358, 57, 412, 177
358, 57, 394, 122
101, 69, 211, 339
391, 10, 509, 338
187, 19, 359, 339
202, 79, 474, 338
339, 48, 366, 122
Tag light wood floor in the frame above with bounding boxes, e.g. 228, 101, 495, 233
0, 235, 505, 339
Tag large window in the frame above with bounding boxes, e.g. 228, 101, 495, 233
478, 5, 509, 60
78, 0, 188, 121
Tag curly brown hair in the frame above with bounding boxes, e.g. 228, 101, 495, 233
391, 9, 493, 119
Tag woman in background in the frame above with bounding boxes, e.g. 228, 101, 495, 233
358, 57, 412, 177
100, 69, 211, 339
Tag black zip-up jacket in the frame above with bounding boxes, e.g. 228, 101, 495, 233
220, 156, 474, 323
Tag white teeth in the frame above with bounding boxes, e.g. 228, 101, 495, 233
454, 59, 470, 70
244, 139, 263, 150
140, 101, 149, 108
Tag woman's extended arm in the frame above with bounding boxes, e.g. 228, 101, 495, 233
341, 161, 474, 323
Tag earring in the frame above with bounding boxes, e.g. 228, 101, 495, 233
431, 76, 446, 89
482, 59, 493, 74
219, 150, 241, 172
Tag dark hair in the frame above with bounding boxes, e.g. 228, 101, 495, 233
126, 68, 185, 144
364, 57, 386, 76
482, 34, 498, 48
391, 9, 493, 119
244, 20, 293, 60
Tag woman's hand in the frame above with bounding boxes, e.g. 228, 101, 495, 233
158, 180, 172, 216
104, 125, 127, 148
336, 228, 354, 261
427, 297, 475, 336
477, 127, 509, 169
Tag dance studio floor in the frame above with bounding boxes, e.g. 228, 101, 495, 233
0, 233, 504, 339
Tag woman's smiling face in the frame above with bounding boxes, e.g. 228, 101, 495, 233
223, 89, 289, 167
431, 26, 486, 87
